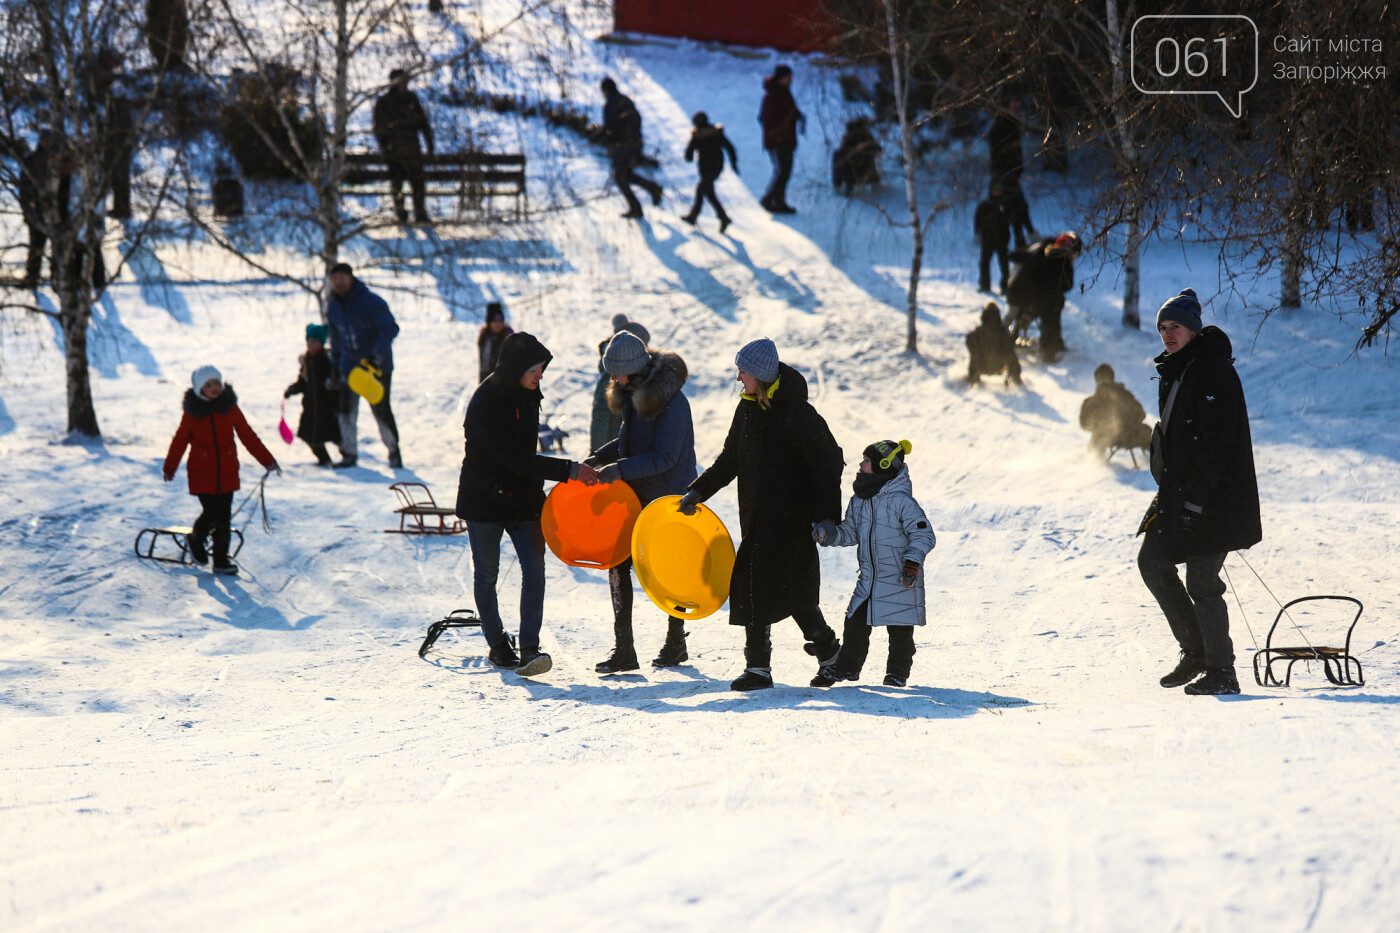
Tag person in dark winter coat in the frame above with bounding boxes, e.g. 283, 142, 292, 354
1007, 231, 1080, 360
812, 440, 936, 688
1079, 363, 1149, 458
832, 117, 880, 195
163, 366, 280, 575
679, 338, 845, 691
1137, 289, 1261, 696
587, 332, 698, 673
759, 64, 804, 214
373, 69, 434, 225
974, 181, 1035, 292
326, 263, 401, 469
590, 313, 650, 453
966, 301, 1022, 387
477, 301, 513, 383
987, 99, 1024, 189
682, 111, 738, 233
1003, 184, 1035, 249
455, 332, 600, 677
14, 131, 69, 288
283, 323, 341, 466
600, 77, 662, 219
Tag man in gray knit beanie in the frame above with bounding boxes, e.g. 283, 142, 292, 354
603, 331, 649, 376
734, 337, 780, 383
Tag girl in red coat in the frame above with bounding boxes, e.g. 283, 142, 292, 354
163, 365, 280, 575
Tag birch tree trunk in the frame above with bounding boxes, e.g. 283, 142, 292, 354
1106, 0, 1141, 329
887, 2, 923, 354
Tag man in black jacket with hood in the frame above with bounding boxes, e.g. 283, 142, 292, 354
455, 332, 599, 676
682, 111, 738, 233
600, 77, 662, 219
1138, 289, 1261, 696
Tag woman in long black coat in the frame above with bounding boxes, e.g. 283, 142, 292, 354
682, 339, 845, 691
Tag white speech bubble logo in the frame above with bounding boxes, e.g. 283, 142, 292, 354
1131, 15, 1259, 118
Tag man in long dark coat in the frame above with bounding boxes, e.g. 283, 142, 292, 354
680, 338, 845, 691
1138, 289, 1261, 696
759, 65, 803, 214
373, 69, 434, 225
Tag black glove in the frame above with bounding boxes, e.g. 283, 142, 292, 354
283, 388, 292, 398
598, 463, 622, 484
901, 560, 920, 588
677, 490, 701, 516
812, 520, 838, 544
1179, 502, 1202, 538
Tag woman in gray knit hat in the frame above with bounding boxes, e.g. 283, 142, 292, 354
679, 338, 845, 691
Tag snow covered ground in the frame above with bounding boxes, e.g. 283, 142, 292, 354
4, 8, 1400, 932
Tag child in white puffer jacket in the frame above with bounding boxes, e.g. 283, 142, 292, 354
811, 439, 936, 687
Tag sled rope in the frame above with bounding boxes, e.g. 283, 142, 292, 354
231, 472, 273, 535
1232, 551, 1318, 657
1220, 561, 1260, 652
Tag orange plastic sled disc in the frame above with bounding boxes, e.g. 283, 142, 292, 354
541, 479, 642, 569
631, 495, 736, 620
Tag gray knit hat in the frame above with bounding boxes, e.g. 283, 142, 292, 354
735, 338, 779, 383
603, 331, 650, 376
191, 364, 222, 392
1156, 288, 1203, 333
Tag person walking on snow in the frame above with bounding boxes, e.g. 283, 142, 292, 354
682, 111, 738, 233
1138, 289, 1261, 696
283, 323, 341, 467
163, 366, 280, 576
587, 331, 698, 672
325, 262, 402, 469
600, 77, 662, 219
372, 68, 434, 225
679, 338, 845, 691
812, 440, 936, 688
759, 64, 804, 214
455, 332, 600, 677
477, 301, 513, 383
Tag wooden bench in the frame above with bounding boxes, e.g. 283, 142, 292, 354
342, 151, 526, 219
135, 525, 244, 564
387, 482, 466, 535
1253, 595, 1365, 687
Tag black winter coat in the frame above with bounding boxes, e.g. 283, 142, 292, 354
974, 197, 1012, 248
1007, 236, 1073, 312
602, 90, 644, 156
284, 350, 341, 445
689, 363, 844, 627
685, 124, 737, 179
455, 332, 573, 523
1146, 326, 1261, 558
373, 87, 434, 161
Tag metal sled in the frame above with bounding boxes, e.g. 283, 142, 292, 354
418, 608, 513, 658
1252, 595, 1365, 687
134, 526, 244, 564
387, 482, 466, 535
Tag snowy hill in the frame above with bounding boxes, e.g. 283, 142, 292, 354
4, 9, 1400, 932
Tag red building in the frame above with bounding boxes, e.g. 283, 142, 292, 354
613, 0, 835, 53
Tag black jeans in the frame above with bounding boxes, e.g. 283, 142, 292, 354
836, 600, 917, 680
611, 150, 661, 214
193, 492, 235, 561
387, 156, 428, 222
763, 147, 794, 207
609, 556, 685, 653
338, 370, 399, 460
743, 605, 835, 669
1138, 533, 1234, 668
978, 240, 1009, 292
687, 174, 728, 221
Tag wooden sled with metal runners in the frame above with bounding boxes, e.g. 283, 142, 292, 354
1252, 595, 1365, 687
388, 482, 466, 535
135, 526, 244, 564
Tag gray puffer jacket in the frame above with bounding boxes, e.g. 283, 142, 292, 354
825, 467, 936, 626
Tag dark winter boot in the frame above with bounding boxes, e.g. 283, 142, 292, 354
487, 638, 520, 670
803, 635, 841, 668
652, 621, 689, 668
516, 646, 553, 677
211, 559, 239, 576
810, 664, 857, 688
595, 648, 640, 674
730, 668, 774, 691
388, 450, 403, 469
1184, 667, 1240, 695
882, 674, 907, 687
718, 214, 731, 234
681, 213, 698, 226
1160, 653, 1207, 689
186, 532, 209, 565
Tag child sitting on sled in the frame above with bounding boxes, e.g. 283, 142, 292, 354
811, 439, 936, 687
163, 365, 280, 575
283, 323, 342, 466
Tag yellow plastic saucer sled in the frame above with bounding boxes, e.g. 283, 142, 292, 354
541, 479, 642, 569
631, 495, 736, 620
347, 359, 385, 405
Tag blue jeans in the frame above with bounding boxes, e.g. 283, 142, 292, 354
467, 520, 547, 650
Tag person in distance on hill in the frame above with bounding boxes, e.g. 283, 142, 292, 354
974, 182, 1013, 294
163, 366, 280, 576
477, 301, 513, 383
758, 64, 804, 214
1137, 289, 1261, 696
682, 111, 738, 233
600, 76, 663, 219
326, 262, 402, 469
678, 338, 845, 691
965, 301, 1022, 388
1079, 363, 1149, 459
1006, 231, 1081, 361
373, 68, 434, 225
590, 313, 650, 454
455, 332, 600, 677
283, 323, 341, 467
586, 331, 698, 672
811, 440, 936, 688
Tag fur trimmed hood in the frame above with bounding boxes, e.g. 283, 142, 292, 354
183, 385, 239, 416
606, 350, 687, 420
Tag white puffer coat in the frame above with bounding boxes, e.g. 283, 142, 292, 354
826, 467, 936, 626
